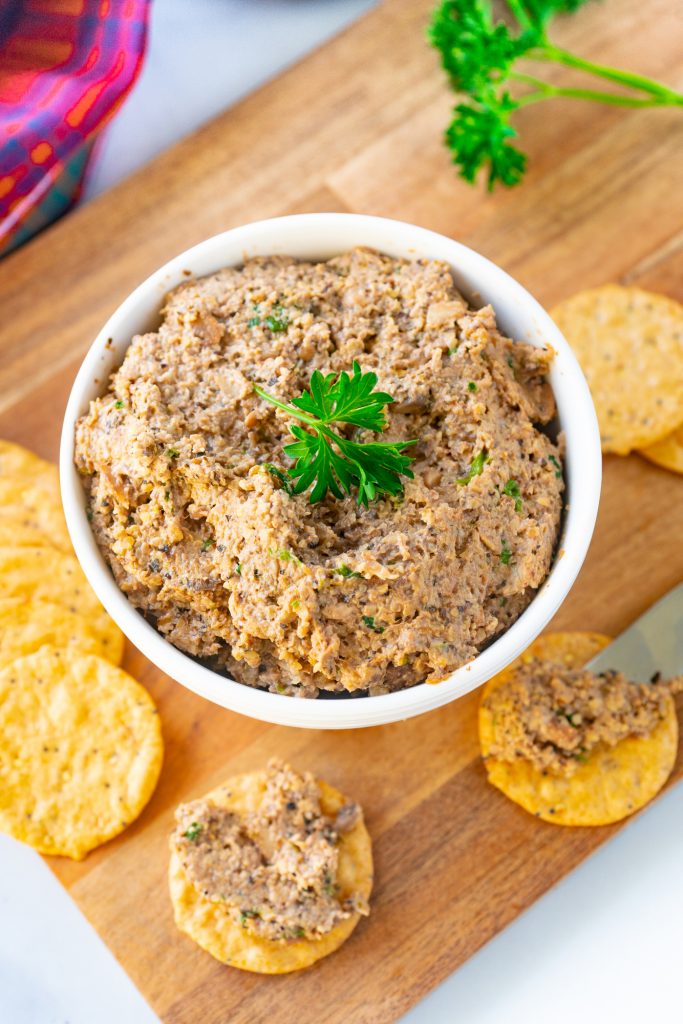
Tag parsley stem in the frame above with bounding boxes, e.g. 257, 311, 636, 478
253, 384, 322, 429
504, 0, 534, 32
511, 71, 679, 109
531, 45, 683, 106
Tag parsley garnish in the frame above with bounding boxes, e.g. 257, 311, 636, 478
235, 562, 242, 575
201, 538, 214, 551
166, 448, 179, 460
502, 478, 522, 512
183, 822, 202, 842
500, 540, 512, 565
362, 614, 384, 633
549, 454, 563, 479
254, 362, 416, 506
114, 399, 124, 409
334, 564, 362, 579
247, 316, 261, 327
467, 381, 477, 392
456, 448, 489, 485
429, 0, 683, 190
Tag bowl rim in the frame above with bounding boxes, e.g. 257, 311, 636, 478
60, 212, 601, 730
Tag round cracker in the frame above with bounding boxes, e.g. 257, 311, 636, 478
479, 631, 679, 826
639, 423, 683, 475
0, 441, 70, 551
0, 512, 70, 551
169, 772, 373, 973
0, 439, 58, 481
551, 287, 683, 454
0, 544, 115, 648
0, 598, 124, 669
0, 646, 163, 859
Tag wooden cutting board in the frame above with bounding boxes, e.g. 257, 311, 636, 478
1, 0, 682, 1020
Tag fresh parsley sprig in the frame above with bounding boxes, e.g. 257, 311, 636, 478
254, 362, 417, 507
429, 0, 683, 189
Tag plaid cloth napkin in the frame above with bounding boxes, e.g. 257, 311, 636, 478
0, 0, 150, 256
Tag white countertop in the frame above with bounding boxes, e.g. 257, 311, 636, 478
3, 2, 682, 1021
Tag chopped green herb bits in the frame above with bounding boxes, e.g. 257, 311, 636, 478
262, 462, 294, 495
269, 548, 301, 564
549, 454, 563, 479
334, 564, 362, 579
502, 478, 522, 512
264, 314, 288, 333
362, 614, 384, 633
456, 448, 489, 486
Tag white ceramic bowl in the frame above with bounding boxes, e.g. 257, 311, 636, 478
61, 214, 601, 730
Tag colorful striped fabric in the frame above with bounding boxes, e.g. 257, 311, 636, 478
0, 0, 150, 256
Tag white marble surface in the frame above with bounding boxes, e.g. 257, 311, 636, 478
4, 2, 683, 1021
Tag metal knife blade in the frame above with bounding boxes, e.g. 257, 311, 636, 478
585, 582, 683, 681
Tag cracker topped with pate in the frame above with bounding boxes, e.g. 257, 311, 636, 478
169, 760, 372, 973
479, 632, 681, 826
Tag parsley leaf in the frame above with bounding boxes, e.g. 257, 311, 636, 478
500, 540, 512, 565
183, 822, 202, 842
254, 362, 416, 507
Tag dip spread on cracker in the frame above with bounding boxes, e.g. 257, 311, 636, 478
483, 665, 681, 776
169, 760, 372, 972
479, 632, 681, 826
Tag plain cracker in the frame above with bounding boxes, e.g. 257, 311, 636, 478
0, 598, 124, 669
0, 544, 114, 648
0, 646, 163, 859
551, 287, 683, 455
0, 441, 70, 551
639, 423, 683, 475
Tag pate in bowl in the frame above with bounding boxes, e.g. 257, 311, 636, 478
60, 214, 601, 729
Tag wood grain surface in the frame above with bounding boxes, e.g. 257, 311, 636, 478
1, 0, 682, 1021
